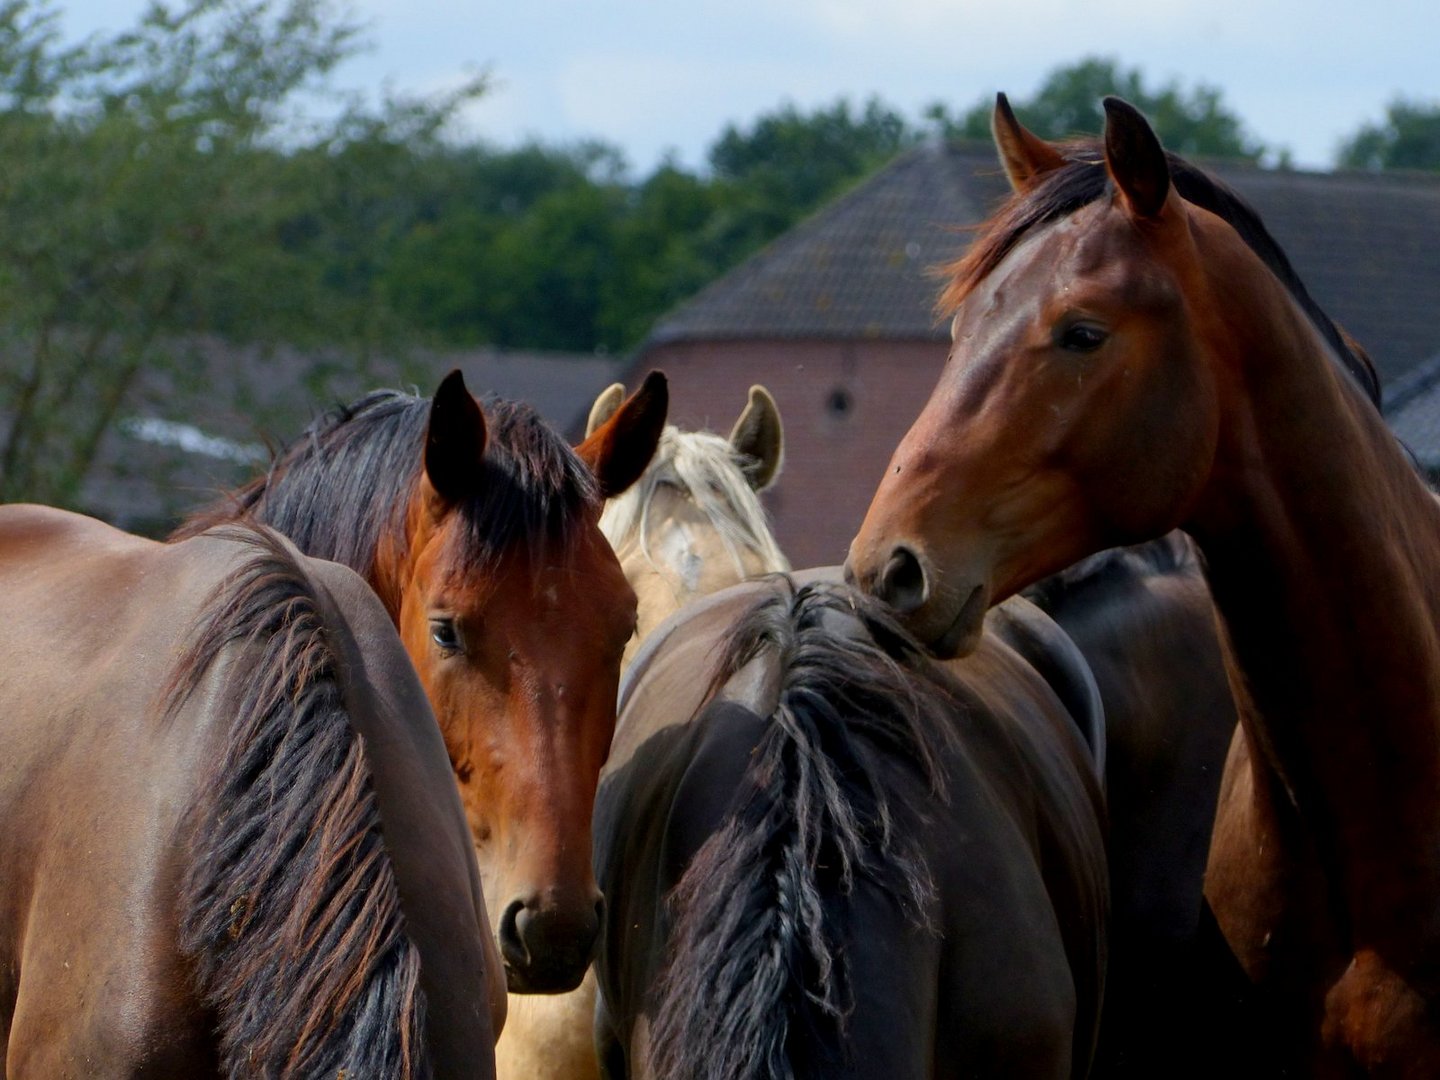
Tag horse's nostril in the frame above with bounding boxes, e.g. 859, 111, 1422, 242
877, 546, 928, 614
497, 899, 530, 970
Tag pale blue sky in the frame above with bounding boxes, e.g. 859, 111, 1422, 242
61, 0, 1440, 173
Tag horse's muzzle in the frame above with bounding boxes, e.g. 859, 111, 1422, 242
498, 893, 604, 994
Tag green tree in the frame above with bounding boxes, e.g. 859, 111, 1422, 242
379, 140, 630, 349
1338, 99, 1440, 171
601, 162, 726, 349
928, 57, 1264, 161
707, 96, 919, 247
0, 0, 482, 507
378, 98, 923, 355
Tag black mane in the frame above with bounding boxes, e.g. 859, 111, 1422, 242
939, 143, 1382, 409
648, 580, 958, 1080
167, 527, 432, 1079
178, 387, 598, 604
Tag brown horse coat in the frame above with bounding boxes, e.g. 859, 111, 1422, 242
847, 95, 1440, 1072
178, 371, 667, 996
0, 505, 500, 1077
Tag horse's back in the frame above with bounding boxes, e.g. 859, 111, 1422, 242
0, 507, 252, 1074
929, 603, 1108, 1077
0, 506, 499, 1077
596, 571, 1107, 1079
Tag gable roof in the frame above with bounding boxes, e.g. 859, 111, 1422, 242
646, 144, 1010, 346
645, 142, 1440, 388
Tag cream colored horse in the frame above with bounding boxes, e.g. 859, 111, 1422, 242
495, 384, 789, 1080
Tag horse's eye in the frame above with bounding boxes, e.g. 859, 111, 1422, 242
1058, 322, 1108, 353
430, 618, 461, 654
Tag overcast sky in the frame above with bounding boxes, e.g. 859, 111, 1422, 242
62, 0, 1440, 173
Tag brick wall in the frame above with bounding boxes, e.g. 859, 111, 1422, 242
629, 337, 949, 569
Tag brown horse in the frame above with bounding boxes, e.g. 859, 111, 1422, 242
1023, 534, 1240, 1075
593, 569, 1108, 1079
0, 505, 502, 1076
179, 369, 667, 995
848, 94, 1440, 1073
496, 384, 790, 1080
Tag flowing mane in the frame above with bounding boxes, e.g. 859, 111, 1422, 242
648, 581, 955, 1080
599, 425, 789, 578
165, 527, 431, 1079
937, 143, 1382, 408
178, 388, 599, 604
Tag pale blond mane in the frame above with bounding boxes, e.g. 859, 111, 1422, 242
599, 426, 789, 578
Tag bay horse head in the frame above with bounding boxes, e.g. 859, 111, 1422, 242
390, 369, 665, 993
589, 383, 788, 666
846, 94, 1376, 657
180, 368, 668, 995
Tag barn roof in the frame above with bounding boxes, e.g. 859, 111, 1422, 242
646, 143, 1008, 346
645, 141, 1440, 389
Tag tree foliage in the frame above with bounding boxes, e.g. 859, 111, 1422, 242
377, 100, 918, 354
0, 0, 481, 506
928, 57, 1265, 161
1338, 99, 1440, 171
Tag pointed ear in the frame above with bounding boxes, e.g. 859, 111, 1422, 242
992, 92, 1068, 192
1103, 96, 1171, 219
729, 385, 784, 491
585, 383, 626, 438
424, 369, 487, 507
575, 371, 668, 499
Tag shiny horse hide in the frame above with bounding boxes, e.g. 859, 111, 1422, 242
593, 569, 1107, 1079
0, 505, 501, 1077
848, 94, 1440, 1072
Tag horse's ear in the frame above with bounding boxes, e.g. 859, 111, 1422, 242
575, 370, 668, 499
424, 369, 487, 507
729, 385, 784, 492
585, 383, 626, 438
1103, 96, 1171, 219
992, 92, 1067, 192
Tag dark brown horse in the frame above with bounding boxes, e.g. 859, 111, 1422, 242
592, 569, 1108, 1079
0, 504, 502, 1076
180, 369, 666, 996
1023, 534, 1240, 1075
848, 95, 1440, 1073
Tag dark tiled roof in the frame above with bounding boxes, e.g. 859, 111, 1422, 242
647, 143, 1440, 387
648, 143, 1012, 345
1226, 167, 1440, 385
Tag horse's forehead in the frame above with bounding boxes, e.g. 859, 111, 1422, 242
455, 539, 615, 596
964, 204, 1168, 322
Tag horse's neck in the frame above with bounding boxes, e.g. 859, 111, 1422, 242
1189, 276, 1440, 948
